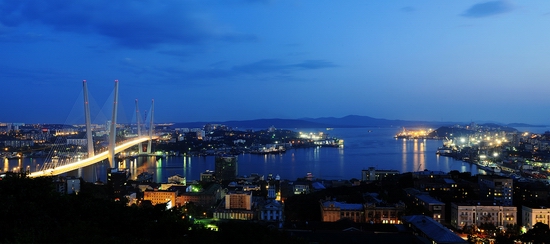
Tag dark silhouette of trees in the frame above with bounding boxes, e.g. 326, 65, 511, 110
521, 223, 550, 244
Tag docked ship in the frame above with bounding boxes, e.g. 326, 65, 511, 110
394, 127, 433, 140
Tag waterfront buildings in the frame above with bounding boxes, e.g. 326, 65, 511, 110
167, 174, 186, 184
200, 170, 214, 182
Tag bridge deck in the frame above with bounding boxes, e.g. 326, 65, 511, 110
28, 136, 157, 178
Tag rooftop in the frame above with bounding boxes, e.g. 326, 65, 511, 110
402, 215, 467, 244
322, 201, 363, 211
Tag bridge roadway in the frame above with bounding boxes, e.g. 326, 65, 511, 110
28, 136, 158, 178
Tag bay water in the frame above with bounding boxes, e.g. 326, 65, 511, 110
9, 126, 549, 182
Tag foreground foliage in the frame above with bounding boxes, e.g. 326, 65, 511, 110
0, 173, 304, 243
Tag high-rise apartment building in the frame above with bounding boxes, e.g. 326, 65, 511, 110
215, 155, 237, 182
478, 175, 513, 206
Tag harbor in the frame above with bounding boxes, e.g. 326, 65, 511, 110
427, 125, 550, 184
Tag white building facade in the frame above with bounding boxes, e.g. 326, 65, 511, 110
522, 206, 550, 229
451, 203, 517, 230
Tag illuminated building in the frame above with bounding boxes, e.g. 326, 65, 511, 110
200, 170, 214, 182
66, 138, 88, 146
225, 191, 252, 210
450, 202, 516, 230
213, 191, 255, 220
215, 155, 237, 182
293, 180, 311, 194
361, 167, 399, 181
364, 193, 406, 224
2, 140, 34, 147
143, 189, 176, 208
107, 168, 129, 199
522, 205, 550, 229
176, 183, 222, 207
478, 175, 513, 206
167, 174, 186, 185
54, 176, 81, 195
260, 200, 284, 223
320, 201, 364, 223
403, 188, 445, 223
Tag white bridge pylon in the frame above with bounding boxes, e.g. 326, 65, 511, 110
32, 80, 155, 179
28, 135, 158, 178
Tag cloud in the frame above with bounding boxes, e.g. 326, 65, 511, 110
233, 59, 337, 75
293, 60, 336, 70
147, 59, 337, 83
461, 1, 514, 18
0, 0, 255, 49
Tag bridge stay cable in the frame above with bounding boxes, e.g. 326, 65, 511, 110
32, 80, 156, 180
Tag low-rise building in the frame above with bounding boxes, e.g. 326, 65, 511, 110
404, 188, 446, 223
213, 191, 256, 220
522, 205, 550, 229
143, 189, 177, 208
450, 202, 517, 231
364, 202, 405, 224
260, 200, 284, 223
225, 191, 252, 210
177, 183, 222, 207
293, 181, 310, 195
403, 215, 467, 244
361, 167, 399, 182
320, 201, 364, 223
364, 193, 405, 224
200, 170, 215, 182
167, 174, 186, 184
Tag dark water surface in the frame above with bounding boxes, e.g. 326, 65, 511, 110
120, 127, 478, 181
12, 126, 547, 182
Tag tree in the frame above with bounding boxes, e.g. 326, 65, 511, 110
521, 222, 550, 244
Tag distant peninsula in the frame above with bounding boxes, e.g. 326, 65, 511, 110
172, 115, 547, 129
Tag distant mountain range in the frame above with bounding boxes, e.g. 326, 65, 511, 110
172, 115, 547, 129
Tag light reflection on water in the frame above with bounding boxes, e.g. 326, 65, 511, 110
9, 127, 484, 182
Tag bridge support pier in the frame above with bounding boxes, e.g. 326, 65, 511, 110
80, 80, 97, 182
65, 166, 95, 182
108, 80, 119, 169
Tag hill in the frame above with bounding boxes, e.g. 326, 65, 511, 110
171, 115, 546, 129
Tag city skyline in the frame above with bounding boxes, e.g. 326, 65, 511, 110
2, 1, 550, 125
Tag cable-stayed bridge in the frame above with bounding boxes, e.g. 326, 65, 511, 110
27, 136, 156, 178
27, 80, 157, 181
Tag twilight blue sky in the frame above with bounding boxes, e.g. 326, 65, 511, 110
1, 0, 550, 125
